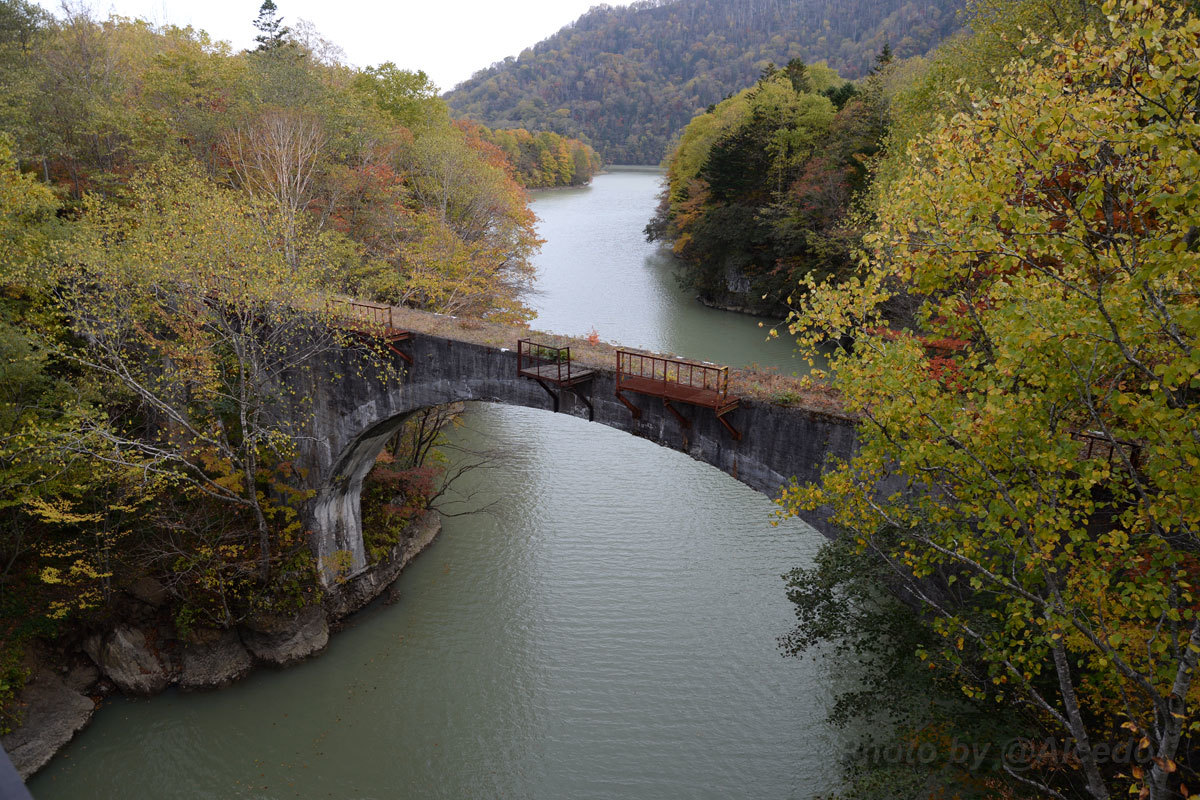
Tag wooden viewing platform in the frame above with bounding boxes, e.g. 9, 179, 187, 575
518, 339, 595, 418
327, 297, 413, 364
615, 349, 741, 440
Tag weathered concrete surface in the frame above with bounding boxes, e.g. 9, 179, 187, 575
295, 332, 857, 582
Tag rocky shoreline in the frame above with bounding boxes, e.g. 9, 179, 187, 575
1, 511, 442, 780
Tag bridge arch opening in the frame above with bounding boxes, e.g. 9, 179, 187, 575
296, 332, 857, 584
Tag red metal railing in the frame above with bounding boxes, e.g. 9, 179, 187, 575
615, 350, 730, 403
518, 339, 580, 384
326, 297, 412, 363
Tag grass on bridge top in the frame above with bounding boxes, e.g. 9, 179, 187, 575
376, 304, 847, 419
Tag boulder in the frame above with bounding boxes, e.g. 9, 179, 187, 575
125, 576, 169, 608
178, 629, 252, 691
82, 625, 171, 695
0, 672, 94, 779
62, 661, 99, 695
240, 606, 329, 667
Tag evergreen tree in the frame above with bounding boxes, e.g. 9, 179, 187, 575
783, 58, 810, 93
252, 0, 289, 52
873, 40, 893, 71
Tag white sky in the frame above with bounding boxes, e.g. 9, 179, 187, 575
35, 0, 621, 92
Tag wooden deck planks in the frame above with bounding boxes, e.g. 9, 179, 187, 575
617, 374, 738, 414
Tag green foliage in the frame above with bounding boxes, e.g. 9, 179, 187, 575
446, 0, 964, 163
0, 640, 27, 735
0, 4, 549, 649
650, 66, 882, 310
469, 124, 601, 188
0, 6, 548, 318
360, 462, 437, 564
252, 0, 290, 53
782, 2, 1200, 797
360, 408, 456, 564
354, 62, 445, 129
782, 534, 1035, 799
870, 0, 1101, 207
0, 134, 61, 286
0, 0, 48, 145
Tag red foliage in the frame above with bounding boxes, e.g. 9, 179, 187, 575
868, 327, 968, 389
364, 461, 441, 523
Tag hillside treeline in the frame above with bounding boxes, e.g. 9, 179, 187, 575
650, 0, 1117, 314
445, 0, 963, 163
646, 58, 881, 313
469, 125, 602, 188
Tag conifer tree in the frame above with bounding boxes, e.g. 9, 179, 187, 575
252, 0, 289, 52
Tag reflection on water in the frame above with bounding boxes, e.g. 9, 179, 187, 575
530, 168, 804, 372
30, 406, 845, 800
28, 169, 849, 800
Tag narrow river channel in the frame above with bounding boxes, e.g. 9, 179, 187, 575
29, 168, 845, 800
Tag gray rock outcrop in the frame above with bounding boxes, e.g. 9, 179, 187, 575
1, 671, 94, 779
324, 512, 441, 621
178, 629, 253, 691
83, 625, 171, 695
240, 606, 329, 667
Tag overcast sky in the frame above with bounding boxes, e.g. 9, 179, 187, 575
35, 0, 620, 92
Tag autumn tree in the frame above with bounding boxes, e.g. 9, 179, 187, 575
61, 164, 353, 583
0, 134, 78, 593
370, 125, 540, 321
781, 2, 1200, 797
222, 109, 327, 267
353, 62, 444, 130
0, 2, 551, 641
650, 61, 881, 311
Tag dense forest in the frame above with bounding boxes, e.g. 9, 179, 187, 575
469, 125, 602, 188
0, 0, 583, 736
745, 0, 1200, 798
646, 58, 881, 312
445, 0, 964, 163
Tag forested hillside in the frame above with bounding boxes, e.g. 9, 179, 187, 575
0, 0, 571, 727
469, 125, 602, 188
646, 58, 880, 313
445, 0, 963, 163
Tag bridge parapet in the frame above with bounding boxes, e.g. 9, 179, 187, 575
292, 318, 858, 585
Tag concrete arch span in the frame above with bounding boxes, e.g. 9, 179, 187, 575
296, 332, 858, 583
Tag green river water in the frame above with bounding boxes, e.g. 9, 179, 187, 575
28, 168, 845, 800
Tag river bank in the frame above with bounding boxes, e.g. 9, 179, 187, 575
2, 512, 442, 779
25, 168, 843, 800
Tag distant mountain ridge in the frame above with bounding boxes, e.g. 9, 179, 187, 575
445, 0, 965, 164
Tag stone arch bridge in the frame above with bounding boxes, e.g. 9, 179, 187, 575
295, 321, 857, 583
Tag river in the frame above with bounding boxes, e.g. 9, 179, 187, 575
28, 168, 844, 799
529, 167, 801, 372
